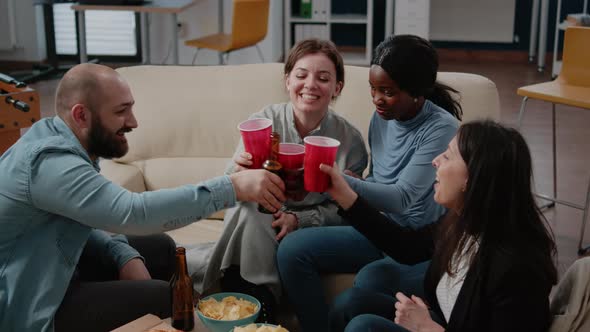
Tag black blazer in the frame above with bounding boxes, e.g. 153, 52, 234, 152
340, 197, 553, 332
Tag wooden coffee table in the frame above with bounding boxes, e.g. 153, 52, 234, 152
112, 313, 208, 331
162, 313, 208, 332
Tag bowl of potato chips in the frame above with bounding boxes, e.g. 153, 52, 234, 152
196, 292, 260, 332
231, 323, 289, 332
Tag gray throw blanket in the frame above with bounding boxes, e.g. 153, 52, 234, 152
187, 202, 281, 298
549, 257, 590, 332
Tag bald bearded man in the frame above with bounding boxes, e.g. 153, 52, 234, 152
0, 63, 285, 332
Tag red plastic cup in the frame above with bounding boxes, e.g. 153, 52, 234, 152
279, 143, 306, 200
237, 118, 273, 169
278, 143, 305, 169
303, 136, 340, 192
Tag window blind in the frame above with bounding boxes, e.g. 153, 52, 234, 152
53, 3, 137, 56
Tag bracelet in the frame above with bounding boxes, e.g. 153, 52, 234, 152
283, 210, 299, 227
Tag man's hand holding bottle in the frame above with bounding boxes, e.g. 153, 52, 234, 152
229, 170, 286, 213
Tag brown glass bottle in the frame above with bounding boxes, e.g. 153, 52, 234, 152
170, 247, 195, 331
258, 131, 283, 214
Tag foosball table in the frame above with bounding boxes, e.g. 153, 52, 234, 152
0, 73, 41, 155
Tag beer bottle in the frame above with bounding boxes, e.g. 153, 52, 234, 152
170, 247, 195, 331
258, 131, 283, 214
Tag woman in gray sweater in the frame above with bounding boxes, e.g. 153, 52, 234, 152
194, 39, 368, 323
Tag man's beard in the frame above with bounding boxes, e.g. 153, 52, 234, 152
87, 115, 132, 159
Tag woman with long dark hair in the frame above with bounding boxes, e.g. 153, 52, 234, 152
277, 35, 462, 331
322, 120, 557, 331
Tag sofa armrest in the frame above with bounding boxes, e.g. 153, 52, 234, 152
99, 159, 147, 193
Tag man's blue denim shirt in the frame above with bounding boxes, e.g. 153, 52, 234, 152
0, 117, 236, 331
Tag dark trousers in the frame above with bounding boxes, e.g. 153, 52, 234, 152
54, 234, 176, 332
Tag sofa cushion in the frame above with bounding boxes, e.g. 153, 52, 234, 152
134, 157, 230, 219
437, 72, 500, 122
99, 160, 146, 192
132, 157, 230, 191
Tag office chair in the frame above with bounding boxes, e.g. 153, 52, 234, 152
185, 0, 270, 65
517, 26, 590, 255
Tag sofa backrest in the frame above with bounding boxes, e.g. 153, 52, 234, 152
116, 63, 287, 163
115, 63, 499, 164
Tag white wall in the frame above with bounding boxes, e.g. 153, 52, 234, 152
0, 0, 46, 61
429, 0, 516, 43
0, 0, 282, 65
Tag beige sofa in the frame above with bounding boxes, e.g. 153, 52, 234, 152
100, 63, 500, 304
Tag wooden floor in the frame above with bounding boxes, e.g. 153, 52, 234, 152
26, 58, 590, 275
439, 59, 590, 274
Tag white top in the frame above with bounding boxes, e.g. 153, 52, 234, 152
436, 238, 478, 322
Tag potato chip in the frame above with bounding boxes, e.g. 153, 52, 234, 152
226, 305, 240, 320
233, 324, 289, 332
257, 327, 275, 332
197, 295, 258, 321
233, 324, 258, 332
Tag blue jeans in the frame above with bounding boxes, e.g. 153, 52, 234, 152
276, 226, 385, 332
345, 314, 407, 332
329, 259, 430, 332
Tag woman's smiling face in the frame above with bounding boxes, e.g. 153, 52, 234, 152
432, 136, 469, 213
285, 53, 343, 116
